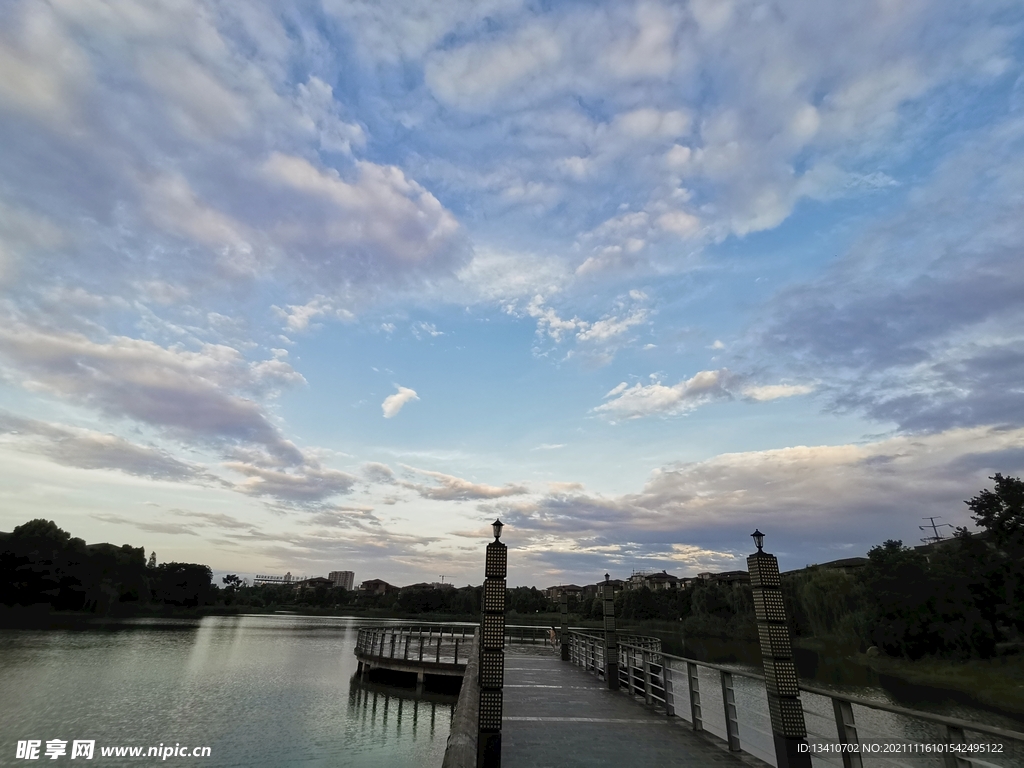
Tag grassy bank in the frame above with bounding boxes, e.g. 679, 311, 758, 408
858, 652, 1024, 718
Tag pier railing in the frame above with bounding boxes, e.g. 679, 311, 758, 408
355, 625, 475, 667
568, 630, 1024, 768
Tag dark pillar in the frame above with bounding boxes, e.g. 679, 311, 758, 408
747, 534, 811, 768
559, 592, 569, 660
602, 575, 618, 690
478, 521, 506, 768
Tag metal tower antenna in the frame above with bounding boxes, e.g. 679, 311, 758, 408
919, 516, 953, 544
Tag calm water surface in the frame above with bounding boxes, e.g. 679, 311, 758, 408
0, 615, 455, 767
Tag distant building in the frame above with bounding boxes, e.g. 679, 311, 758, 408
401, 582, 435, 592
294, 576, 333, 590
360, 579, 398, 595
816, 557, 869, 575
328, 570, 355, 590
544, 584, 583, 600
625, 570, 681, 590
253, 572, 297, 587
645, 571, 681, 590
710, 570, 751, 586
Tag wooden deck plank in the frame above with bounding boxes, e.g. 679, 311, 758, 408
502, 647, 761, 768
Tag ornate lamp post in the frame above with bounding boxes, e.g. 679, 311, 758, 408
747, 530, 811, 768
478, 519, 506, 767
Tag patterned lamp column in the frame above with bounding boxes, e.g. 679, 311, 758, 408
602, 573, 619, 690
478, 519, 507, 768
747, 530, 811, 768
559, 591, 569, 661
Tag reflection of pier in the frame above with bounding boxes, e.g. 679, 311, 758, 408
346, 675, 455, 746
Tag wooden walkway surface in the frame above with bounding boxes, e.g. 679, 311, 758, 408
502, 646, 759, 768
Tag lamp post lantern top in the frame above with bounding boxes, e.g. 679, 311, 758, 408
491, 518, 504, 540
604, 573, 610, 582
751, 529, 765, 553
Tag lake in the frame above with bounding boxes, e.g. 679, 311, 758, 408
0, 615, 456, 767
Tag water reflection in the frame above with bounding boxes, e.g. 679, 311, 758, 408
0, 615, 454, 768
347, 678, 457, 747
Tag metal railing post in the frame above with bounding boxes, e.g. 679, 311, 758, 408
664, 663, 676, 717
721, 670, 741, 751
643, 650, 653, 705
943, 725, 968, 768
687, 661, 702, 731
832, 697, 864, 768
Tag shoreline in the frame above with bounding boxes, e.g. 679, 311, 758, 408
855, 652, 1024, 720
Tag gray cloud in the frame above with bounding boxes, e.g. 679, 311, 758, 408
92, 514, 199, 537
362, 462, 397, 483
0, 412, 208, 482
168, 509, 255, 530
761, 114, 1024, 434
0, 324, 305, 463
226, 461, 357, 503
486, 426, 1024, 574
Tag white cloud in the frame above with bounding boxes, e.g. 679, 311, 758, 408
656, 210, 701, 237
382, 386, 420, 418
425, 23, 562, 110
142, 173, 257, 275
400, 465, 528, 500
594, 369, 732, 419
272, 297, 354, 332
0, 4, 89, 125
412, 321, 443, 339
454, 247, 572, 304
742, 383, 815, 402
323, 0, 525, 63
261, 153, 464, 280
575, 309, 648, 343
612, 108, 691, 140
294, 76, 365, 155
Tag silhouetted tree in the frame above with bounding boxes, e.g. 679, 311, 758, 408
152, 562, 213, 607
966, 473, 1024, 634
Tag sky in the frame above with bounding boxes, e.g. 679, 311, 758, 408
1, 0, 1023, 589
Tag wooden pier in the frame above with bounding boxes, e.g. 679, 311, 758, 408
502, 645, 753, 767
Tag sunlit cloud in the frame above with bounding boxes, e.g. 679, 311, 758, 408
382, 386, 420, 418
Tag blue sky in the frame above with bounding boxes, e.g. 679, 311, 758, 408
1, 0, 1023, 588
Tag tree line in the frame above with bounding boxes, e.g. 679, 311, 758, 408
1, 519, 214, 611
